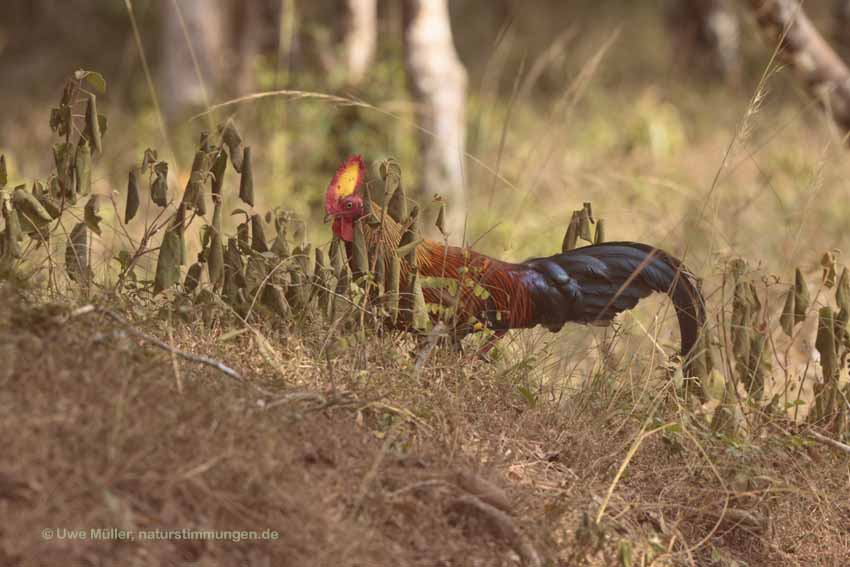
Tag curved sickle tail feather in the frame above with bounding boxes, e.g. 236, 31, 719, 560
628, 244, 706, 367
523, 242, 706, 370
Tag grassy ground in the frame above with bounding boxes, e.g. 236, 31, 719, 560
1, 288, 848, 566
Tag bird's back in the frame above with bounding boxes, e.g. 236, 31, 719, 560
520, 242, 704, 353
358, 206, 703, 357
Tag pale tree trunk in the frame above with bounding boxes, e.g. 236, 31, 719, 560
159, 0, 226, 120
344, 0, 378, 85
747, 0, 850, 135
668, 0, 741, 82
403, 0, 468, 242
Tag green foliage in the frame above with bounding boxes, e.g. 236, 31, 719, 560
0, 70, 115, 285
250, 214, 269, 253
153, 213, 185, 294
74, 69, 106, 94
3, 68, 849, 442
435, 201, 447, 237
238, 147, 254, 206
181, 149, 211, 215
64, 222, 90, 284
386, 182, 408, 223
210, 148, 227, 197
125, 168, 140, 223
219, 119, 244, 172
12, 187, 52, 240
807, 268, 850, 432
150, 161, 169, 207
351, 218, 370, 279
84, 94, 102, 154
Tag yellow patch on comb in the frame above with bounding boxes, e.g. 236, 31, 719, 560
332, 156, 364, 199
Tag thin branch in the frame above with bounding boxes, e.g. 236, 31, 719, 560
102, 309, 242, 381
806, 428, 850, 455
448, 495, 542, 567
63, 305, 242, 382
748, 0, 850, 137
351, 421, 402, 517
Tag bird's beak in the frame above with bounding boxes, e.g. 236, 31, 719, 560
323, 213, 334, 224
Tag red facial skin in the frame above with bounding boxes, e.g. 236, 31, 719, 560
328, 194, 365, 242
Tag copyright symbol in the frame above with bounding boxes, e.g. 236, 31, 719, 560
42, 528, 54, 540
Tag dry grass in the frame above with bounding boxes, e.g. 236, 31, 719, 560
0, 287, 847, 567
1, 5, 850, 566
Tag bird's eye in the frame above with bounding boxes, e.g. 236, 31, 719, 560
345, 201, 353, 209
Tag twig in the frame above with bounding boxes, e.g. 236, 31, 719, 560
263, 391, 326, 411
626, 311, 669, 362
362, 400, 433, 433
805, 429, 850, 456
67, 304, 97, 318
448, 495, 541, 567
415, 321, 448, 372
166, 314, 184, 394
102, 309, 242, 381
453, 470, 513, 513
62, 305, 243, 382
351, 421, 401, 517
596, 422, 677, 525
385, 479, 451, 500
768, 421, 850, 457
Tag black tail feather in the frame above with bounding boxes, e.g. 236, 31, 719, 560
522, 242, 705, 361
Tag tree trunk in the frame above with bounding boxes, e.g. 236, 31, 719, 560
234, 0, 265, 96
403, 0, 468, 242
344, 0, 378, 85
747, 0, 850, 135
667, 0, 741, 82
159, 0, 226, 120
835, 0, 850, 60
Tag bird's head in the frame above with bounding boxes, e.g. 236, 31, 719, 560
324, 155, 366, 242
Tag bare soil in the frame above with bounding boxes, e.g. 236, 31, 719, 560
1, 293, 848, 566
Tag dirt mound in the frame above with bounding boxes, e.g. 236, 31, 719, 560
0, 298, 540, 567
0, 295, 848, 566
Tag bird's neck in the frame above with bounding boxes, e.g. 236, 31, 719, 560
362, 200, 525, 274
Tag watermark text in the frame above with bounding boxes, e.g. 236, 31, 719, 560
41, 527, 280, 543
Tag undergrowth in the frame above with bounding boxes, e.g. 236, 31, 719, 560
1, 61, 849, 566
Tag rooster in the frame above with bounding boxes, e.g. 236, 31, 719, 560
324, 156, 705, 366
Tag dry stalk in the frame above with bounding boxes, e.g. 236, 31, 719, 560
62, 305, 242, 381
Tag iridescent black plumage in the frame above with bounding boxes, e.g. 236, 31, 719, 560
517, 242, 704, 357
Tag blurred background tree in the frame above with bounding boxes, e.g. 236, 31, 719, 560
1, 0, 849, 264
835, 0, 850, 60
665, 0, 741, 83
344, 0, 378, 85
403, 0, 467, 238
